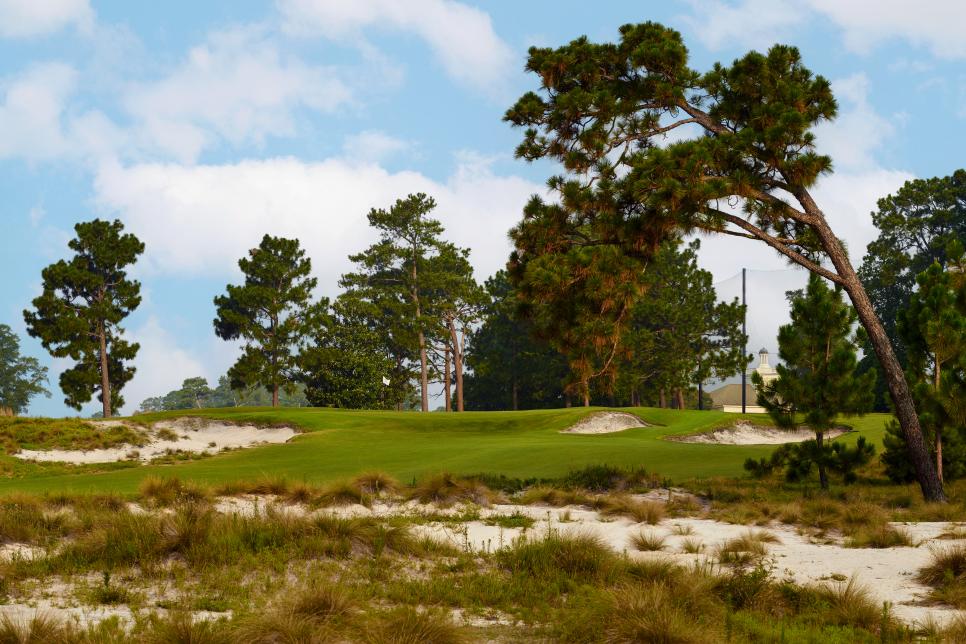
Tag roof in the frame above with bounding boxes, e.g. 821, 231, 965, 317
759, 347, 769, 354
708, 383, 758, 408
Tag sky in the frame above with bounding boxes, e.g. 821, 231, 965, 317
1, 0, 964, 416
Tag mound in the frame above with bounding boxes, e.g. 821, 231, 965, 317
14, 417, 298, 464
674, 422, 848, 445
560, 411, 648, 434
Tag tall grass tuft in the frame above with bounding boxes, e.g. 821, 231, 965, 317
362, 606, 465, 644
630, 531, 666, 552
409, 473, 496, 507
143, 611, 233, 644
497, 532, 620, 583
139, 477, 211, 507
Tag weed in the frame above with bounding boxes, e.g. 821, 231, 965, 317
671, 523, 695, 536
680, 538, 705, 554
602, 496, 665, 524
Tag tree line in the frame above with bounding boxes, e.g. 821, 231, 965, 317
3, 21, 964, 502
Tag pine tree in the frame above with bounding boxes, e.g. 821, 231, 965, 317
341, 194, 470, 412
463, 271, 569, 410
214, 235, 322, 407
505, 22, 945, 500
24, 219, 143, 417
754, 276, 875, 489
884, 244, 966, 483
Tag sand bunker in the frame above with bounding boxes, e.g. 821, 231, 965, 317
14, 417, 297, 464
675, 422, 849, 445
561, 411, 648, 434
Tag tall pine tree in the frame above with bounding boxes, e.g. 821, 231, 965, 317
754, 276, 875, 489
24, 219, 143, 417
0, 325, 50, 416
214, 235, 321, 407
505, 22, 945, 500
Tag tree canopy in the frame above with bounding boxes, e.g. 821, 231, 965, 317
214, 234, 322, 407
0, 325, 50, 416
859, 169, 966, 408
505, 21, 944, 500
23, 219, 143, 417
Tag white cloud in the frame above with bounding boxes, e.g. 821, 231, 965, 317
808, 0, 966, 59
681, 0, 804, 52
341, 130, 412, 163
93, 154, 542, 293
813, 73, 895, 172
0, 62, 127, 164
277, 0, 514, 96
0, 63, 76, 162
123, 26, 353, 162
0, 0, 93, 38
684, 0, 966, 59
122, 316, 208, 414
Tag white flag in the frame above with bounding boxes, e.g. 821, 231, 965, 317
382, 376, 391, 386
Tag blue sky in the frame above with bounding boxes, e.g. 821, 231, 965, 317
1, 0, 964, 416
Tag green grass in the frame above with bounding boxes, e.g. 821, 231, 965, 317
0, 407, 891, 496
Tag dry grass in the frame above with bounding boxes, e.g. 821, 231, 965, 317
601, 495, 665, 525
716, 531, 779, 566
630, 530, 667, 552
918, 544, 966, 608
408, 473, 499, 507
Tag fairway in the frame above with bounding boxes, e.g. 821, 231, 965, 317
0, 407, 891, 495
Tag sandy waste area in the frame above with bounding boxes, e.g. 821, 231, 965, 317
560, 411, 648, 434
0, 490, 963, 629
13, 417, 298, 464
676, 421, 849, 445
212, 491, 962, 627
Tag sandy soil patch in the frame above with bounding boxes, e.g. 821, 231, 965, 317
560, 411, 648, 434
200, 491, 963, 626
674, 422, 849, 445
14, 417, 297, 464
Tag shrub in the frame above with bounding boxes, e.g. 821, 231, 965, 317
497, 532, 619, 583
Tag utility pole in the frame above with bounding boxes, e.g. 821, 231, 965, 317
741, 267, 747, 414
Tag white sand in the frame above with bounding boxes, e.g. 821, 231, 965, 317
676, 422, 849, 445
561, 411, 648, 434
14, 417, 297, 464
200, 491, 965, 626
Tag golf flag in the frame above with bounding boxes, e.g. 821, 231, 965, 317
382, 376, 391, 386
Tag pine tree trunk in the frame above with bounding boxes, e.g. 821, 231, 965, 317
98, 320, 112, 418
659, 388, 666, 409
448, 320, 464, 412
676, 388, 685, 410
565, 395, 571, 408
698, 381, 704, 410
512, 377, 519, 411
444, 344, 451, 412
583, 384, 590, 407
816, 431, 829, 490
418, 330, 429, 412
803, 196, 945, 502
272, 384, 279, 408
936, 360, 943, 483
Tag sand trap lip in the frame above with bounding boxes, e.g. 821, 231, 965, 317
673, 422, 849, 445
14, 417, 298, 464
560, 411, 648, 434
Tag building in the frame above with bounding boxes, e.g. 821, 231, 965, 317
708, 348, 778, 413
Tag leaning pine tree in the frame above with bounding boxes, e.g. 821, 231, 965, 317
214, 235, 322, 408
24, 219, 143, 418
752, 276, 875, 490
505, 22, 946, 500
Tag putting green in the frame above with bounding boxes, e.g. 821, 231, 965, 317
0, 407, 891, 496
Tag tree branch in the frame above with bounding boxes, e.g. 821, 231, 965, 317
705, 208, 845, 285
